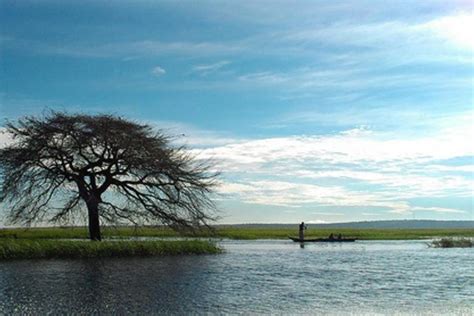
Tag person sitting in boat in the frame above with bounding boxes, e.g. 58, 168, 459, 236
328, 233, 335, 240
337, 233, 342, 240
299, 222, 307, 240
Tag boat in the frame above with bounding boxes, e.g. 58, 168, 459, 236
288, 236, 356, 243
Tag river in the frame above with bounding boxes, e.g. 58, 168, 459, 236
0, 240, 472, 315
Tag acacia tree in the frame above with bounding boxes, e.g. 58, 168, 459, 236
0, 112, 218, 240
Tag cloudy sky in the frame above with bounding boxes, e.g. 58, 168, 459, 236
1, 0, 473, 223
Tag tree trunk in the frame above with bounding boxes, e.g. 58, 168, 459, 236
86, 198, 101, 241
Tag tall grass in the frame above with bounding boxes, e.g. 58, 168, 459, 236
203, 227, 474, 240
429, 238, 473, 248
0, 239, 222, 260
0, 226, 473, 240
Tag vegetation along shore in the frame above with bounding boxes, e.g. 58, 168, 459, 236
429, 238, 473, 248
1, 225, 472, 259
0, 239, 222, 260
1, 226, 473, 241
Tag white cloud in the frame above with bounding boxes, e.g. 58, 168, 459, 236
195, 123, 473, 169
279, 12, 474, 58
419, 12, 474, 50
306, 220, 328, 224
192, 61, 231, 75
196, 123, 473, 215
293, 170, 472, 199
217, 179, 416, 215
151, 66, 166, 76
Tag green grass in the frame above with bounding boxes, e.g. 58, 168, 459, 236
0, 239, 222, 260
0, 227, 471, 259
1, 226, 473, 240
208, 227, 474, 240
429, 238, 473, 248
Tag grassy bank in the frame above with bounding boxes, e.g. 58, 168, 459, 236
0, 239, 222, 260
207, 227, 474, 240
429, 238, 473, 248
1, 226, 473, 240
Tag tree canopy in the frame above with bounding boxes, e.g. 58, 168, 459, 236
0, 112, 218, 240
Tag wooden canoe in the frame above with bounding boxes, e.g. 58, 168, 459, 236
288, 236, 356, 243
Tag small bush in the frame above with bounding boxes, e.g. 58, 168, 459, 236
430, 238, 473, 248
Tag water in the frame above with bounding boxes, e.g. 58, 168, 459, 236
0, 240, 473, 315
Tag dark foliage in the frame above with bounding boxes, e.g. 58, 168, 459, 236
0, 112, 218, 240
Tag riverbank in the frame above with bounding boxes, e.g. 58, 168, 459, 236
1, 226, 473, 240
0, 239, 222, 260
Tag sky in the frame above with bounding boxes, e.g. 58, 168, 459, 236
0, 0, 473, 224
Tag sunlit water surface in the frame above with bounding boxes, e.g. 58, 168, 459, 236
0, 240, 473, 315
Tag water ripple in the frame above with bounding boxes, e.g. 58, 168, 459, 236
0, 240, 472, 315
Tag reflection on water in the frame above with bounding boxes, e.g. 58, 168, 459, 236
0, 240, 473, 314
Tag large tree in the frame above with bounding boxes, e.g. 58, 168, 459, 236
0, 112, 218, 240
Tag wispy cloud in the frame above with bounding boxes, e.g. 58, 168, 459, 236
2, 1, 472, 222
6, 10, 471, 67
235, 66, 471, 99
217, 180, 356, 208
272, 108, 474, 138
192, 61, 231, 75
5, 38, 244, 59
238, 71, 288, 84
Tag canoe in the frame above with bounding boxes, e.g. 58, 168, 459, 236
288, 236, 356, 243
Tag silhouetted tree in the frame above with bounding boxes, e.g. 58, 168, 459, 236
0, 112, 218, 240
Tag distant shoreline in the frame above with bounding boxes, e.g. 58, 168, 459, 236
1, 225, 473, 241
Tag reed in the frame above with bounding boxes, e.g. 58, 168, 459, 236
0, 239, 222, 260
1, 226, 473, 240
429, 238, 473, 248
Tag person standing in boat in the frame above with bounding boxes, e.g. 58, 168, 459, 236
299, 222, 307, 240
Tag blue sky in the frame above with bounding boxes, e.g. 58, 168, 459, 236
0, 0, 473, 223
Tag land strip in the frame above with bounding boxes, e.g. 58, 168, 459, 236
1, 226, 473, 240
0, 239, 221, 260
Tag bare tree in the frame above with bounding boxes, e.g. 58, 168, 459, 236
0, 112, 218, 240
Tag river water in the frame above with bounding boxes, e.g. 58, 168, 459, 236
0, 240, 473, 315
